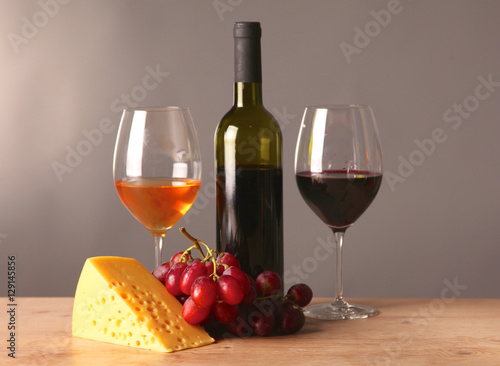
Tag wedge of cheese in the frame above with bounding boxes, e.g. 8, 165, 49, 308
72, 256, 214, 352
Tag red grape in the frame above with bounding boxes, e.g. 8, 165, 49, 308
286, 283, 313, 307
151, 261, 172, 284
241, 284, 257, 306
216, 252, 240, 269
248, 308, 275, 336
280, 304, 305, 334
165, 262, 187, 296
170, 251, 192, 263
256, 270, 282, 296
223, 266, 250, 295
243, 275, 258, 305
211, 301, 239, 324
268, 298, 285, 324
247, 275, 257, 290
182, 297, 211, 325
191, 276, 217, 309
176, 293, 189, 305
254, 298, 276, 319
226, 307, 253, 337
216, 275, 244, 305
180, 260, 207, 295
204, 261, 212, 275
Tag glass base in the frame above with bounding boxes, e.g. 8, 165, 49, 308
304, 300, 379, 320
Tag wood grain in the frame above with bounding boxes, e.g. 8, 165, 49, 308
3, 297, 500, 365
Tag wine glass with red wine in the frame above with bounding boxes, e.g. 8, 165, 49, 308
113, 107, 202, 268
294, 105, 383, 320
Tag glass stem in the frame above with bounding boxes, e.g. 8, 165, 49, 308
333, 229, 348, 307
153, 235, 165, 268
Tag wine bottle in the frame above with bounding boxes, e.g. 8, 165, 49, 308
215, 22, 284, 281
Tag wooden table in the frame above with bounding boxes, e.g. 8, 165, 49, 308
3, 297, 500, 365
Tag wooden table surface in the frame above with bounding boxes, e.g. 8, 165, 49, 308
2, 297, 500, 365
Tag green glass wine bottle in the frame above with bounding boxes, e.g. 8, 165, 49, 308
215, 22, 283, 280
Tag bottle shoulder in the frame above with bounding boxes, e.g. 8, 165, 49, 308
215, 105, 282, 167
216, 105, 281, 133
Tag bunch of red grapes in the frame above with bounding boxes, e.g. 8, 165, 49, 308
152, 230, 313, 337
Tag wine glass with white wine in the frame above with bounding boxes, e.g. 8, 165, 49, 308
113, 107, 202, 267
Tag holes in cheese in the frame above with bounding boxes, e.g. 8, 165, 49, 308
72, 256, 214, 352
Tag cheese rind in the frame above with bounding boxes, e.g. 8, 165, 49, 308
72, 256, 214, 352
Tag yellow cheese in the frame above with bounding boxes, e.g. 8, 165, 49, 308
72, 256, 214, 352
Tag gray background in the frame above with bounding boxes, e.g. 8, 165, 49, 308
1, 0, 499, 298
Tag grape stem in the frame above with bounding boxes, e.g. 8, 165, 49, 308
179, 227, 205, 257
179, 227, 222, 280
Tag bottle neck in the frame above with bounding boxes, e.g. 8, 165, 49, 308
234, 82, 263, 107
234, 35, 261, 83
233, 22, 262, 107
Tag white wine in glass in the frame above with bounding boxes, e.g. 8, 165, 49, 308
113, 107, 202, 268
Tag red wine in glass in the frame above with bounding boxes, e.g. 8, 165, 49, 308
294, 105, 383, 320
296, 170, 382, 230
